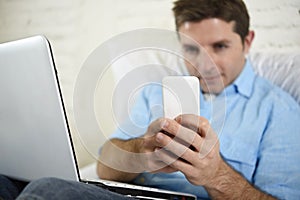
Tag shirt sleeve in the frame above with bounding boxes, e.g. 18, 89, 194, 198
109, 86, 152, 140
253, 103, 300, 199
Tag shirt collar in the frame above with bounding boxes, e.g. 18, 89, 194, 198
229, 59, 255, 98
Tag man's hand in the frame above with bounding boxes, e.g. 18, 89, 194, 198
97, 118, 178, 181
153, 114, 222, 186
138, 118, 179, 174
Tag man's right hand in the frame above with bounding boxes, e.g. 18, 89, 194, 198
140, 118, 179, 173
97, 118, 178, 181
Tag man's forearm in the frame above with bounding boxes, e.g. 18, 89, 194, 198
97, 138, 144, 182
205, 161, 276, 200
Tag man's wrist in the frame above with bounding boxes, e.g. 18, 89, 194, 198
204, 159, 247, 199
203, 160, 276, 200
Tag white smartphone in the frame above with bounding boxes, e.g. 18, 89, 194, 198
162, 76, 200, 119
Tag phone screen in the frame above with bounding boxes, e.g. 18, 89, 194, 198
162, 76, 200, 119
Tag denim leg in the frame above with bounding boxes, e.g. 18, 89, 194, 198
0, 175, 28, 200
16, 177, 133, 200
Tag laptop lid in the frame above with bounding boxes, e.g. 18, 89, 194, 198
0, 36, 79, 182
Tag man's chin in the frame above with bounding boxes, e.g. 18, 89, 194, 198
199, 80, 225, 94
201, 87, 223, 95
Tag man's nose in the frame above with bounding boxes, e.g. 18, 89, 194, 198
195, 50, 217, 74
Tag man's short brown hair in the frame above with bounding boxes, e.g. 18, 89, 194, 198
173, 0, 250, 42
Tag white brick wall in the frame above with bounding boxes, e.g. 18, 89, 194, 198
0, 0, 299, 167
245, 0, 300, 52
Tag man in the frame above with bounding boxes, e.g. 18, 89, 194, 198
97, 0, 300, 199
12, 0, 300, 199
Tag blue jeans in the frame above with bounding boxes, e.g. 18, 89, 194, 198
16, 177, 133, 200
0, 175, 28, 200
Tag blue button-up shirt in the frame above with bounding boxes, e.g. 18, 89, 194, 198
110, 60, 300, 199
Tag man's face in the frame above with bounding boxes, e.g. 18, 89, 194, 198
178, 18, 253, 94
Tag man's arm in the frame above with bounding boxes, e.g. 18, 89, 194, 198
97, 138, 143, 182
154, 114, 276, 199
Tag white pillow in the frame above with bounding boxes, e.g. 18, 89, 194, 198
249, 52, 300, 105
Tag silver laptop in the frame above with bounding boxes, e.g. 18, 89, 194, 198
0, 36, 196, 200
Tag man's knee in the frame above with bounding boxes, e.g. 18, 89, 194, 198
17, 177, 71, 200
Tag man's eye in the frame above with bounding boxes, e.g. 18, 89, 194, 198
183, 45, 199, 55
214, 43, 228, 50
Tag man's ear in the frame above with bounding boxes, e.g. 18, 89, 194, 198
243, 30, 255, 54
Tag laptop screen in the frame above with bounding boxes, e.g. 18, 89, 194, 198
0, 36, 79, 182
